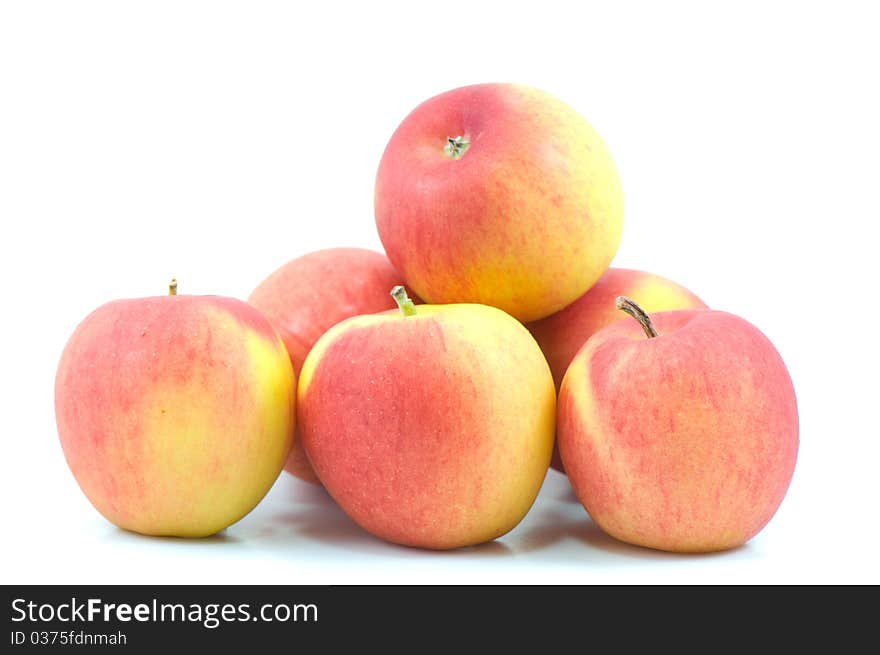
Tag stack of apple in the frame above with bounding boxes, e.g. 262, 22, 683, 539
55, 84, 798, 553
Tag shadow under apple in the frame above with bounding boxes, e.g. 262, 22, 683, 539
229, 475, 511, 557
268, 497, 513, 557
513, 509, 754, 561
109, 527, 241, 545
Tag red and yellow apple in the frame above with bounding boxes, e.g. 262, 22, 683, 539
528, 268, 707, 390
375, 83, 624, 322
55, 281, 296, 537
248, 247, 415, 483
298, 287, 556, 549
527, 268, 707, 471
558, 298, 798, 552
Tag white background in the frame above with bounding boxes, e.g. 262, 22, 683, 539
1, 1, 878, 584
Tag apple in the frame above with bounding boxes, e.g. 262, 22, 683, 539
527, 267, 707, 471
248, 247, 416, 484
557, 297, 798, 552
55, 280, 296, 537
375, 83, 623, 322
298, 286, 556, 549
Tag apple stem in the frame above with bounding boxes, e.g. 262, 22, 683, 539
444, 135, 470, 160
168, 279, 178, 296
391, 285, 417, 317
615, 296, 658, 338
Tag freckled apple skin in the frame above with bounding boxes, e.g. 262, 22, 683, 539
55, 295, 296, 537
527, 268, 707, 471
248, 247, 417, 484
298, 303, 556, 550
375, 83, 624, 322
558, 309, 798, 552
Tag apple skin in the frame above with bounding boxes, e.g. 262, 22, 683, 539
375, 83, 623, 322
527, 268, 707, 471
248, 247, 416, 484
298, 303, 556, 550
55, 293, 296, 537
558, 309, 798, 552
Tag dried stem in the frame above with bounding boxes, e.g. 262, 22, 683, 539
615, 296, 658, 338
